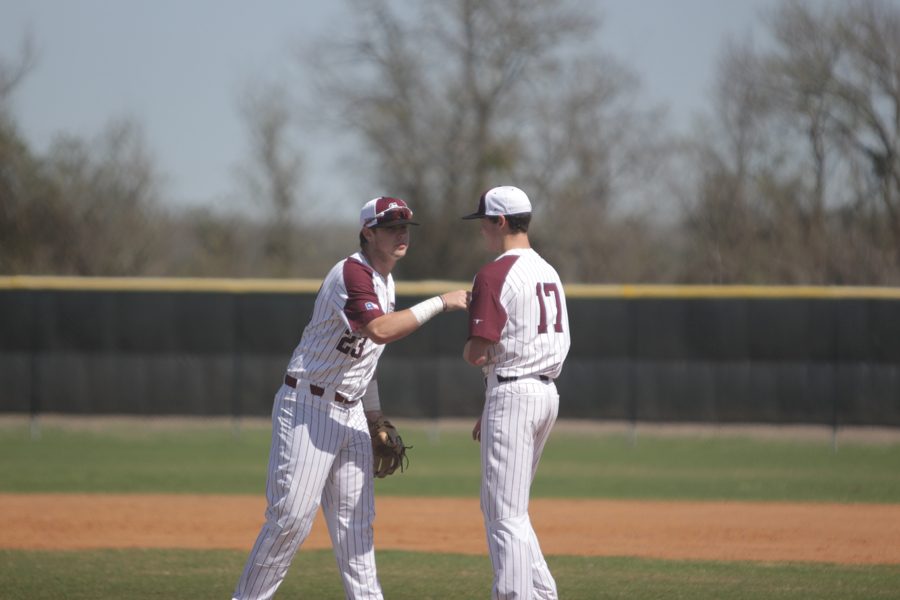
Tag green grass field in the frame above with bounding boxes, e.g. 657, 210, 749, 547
1, 417, 899, 599
3, 548, 900, 600
2, 419, 899, 502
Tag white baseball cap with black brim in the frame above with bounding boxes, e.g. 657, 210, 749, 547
360, 197, 420, 228
462, 186, 532, 219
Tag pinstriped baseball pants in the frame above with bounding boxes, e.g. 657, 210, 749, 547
481, 378, 560, 600
233, 383, 382, 600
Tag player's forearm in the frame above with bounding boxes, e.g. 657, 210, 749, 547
362, 309, 426, 344
363, 295, 449, 344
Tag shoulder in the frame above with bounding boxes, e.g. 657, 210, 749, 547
474, 254, 520, 288
342, 254, 375, 289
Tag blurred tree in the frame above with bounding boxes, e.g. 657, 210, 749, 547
682, 0, 900, 284
235, 80, 305, 276
309, 0, 668, 281
2, 33, 172, 276
0, 31, 35, 113
0, 118, 63, 274
165, 208, 258, 277
39, 119, 167, 275
7, 1, 900, 284
680, 40, 784, 283
2, 118, 168, 276
0, 33, 65, 275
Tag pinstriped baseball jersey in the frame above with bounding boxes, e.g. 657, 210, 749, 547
470, 247, 568, 599
233, 250, 390, 600
468, 248, 571, 379
235, 198, 426, 600
286, 251, 394, 400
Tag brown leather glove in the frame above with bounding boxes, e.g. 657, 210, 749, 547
368, 416, 411, 478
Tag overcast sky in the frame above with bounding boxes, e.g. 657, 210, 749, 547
1, 0, 785, 220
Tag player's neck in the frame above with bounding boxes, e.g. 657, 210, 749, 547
501, 233, 530, 253
361, 246, 396, 277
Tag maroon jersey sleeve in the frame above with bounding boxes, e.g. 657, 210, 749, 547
468, 255, 519, 343
343, 258, 384, 332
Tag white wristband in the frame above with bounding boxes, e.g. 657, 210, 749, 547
409, 296, 445, 325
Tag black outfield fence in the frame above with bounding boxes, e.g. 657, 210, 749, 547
1, 277, 899, 426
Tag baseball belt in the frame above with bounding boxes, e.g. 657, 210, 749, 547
495, 374, 552, 383
283, 374, 356, 406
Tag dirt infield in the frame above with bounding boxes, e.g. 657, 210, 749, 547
2, 494, 899, 565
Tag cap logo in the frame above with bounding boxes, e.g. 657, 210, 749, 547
360, 196, 419, 228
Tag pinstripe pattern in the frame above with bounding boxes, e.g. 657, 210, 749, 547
287, 251, 393, 400
233, 384, 382, 599
470, 247, 569, 600
233, 250, 389, 600
481, 378, 559, 599
471, 249, 570, 381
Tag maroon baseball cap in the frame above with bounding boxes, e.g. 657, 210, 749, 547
360, 197, 420, 228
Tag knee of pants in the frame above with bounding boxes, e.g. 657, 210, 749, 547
264, 512, 314, 541
485, 513, 531, 539
266, 497, 319, 536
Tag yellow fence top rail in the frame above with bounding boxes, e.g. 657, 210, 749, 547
562, 283, 900, 299
2, 276, 900, 299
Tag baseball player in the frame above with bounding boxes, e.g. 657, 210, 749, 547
232, 196, 469, 600
462, 186, 571, 600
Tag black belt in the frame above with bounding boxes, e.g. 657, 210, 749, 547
284, 375, 356, 405
496, 374, 551, 383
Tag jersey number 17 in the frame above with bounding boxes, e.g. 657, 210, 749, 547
536, 282, 564, 334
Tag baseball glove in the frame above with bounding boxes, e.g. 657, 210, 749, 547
368, 416, 411, 478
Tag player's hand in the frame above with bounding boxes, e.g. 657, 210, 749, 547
441, 290, 469, 311
463, 337, 491, 367
472, 416, 482, 442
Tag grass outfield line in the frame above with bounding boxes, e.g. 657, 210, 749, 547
2, 549, 899, 600
1, 417, 899, 502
